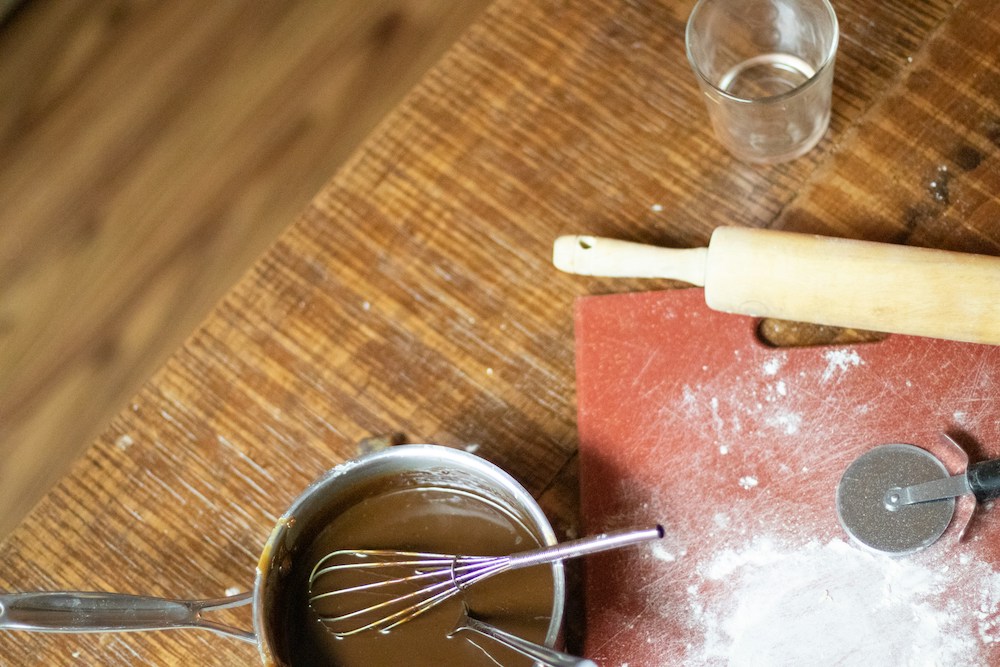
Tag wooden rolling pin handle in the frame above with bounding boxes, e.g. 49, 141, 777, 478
552, 235, 708, 285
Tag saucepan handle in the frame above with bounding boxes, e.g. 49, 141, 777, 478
0, 591, 255, 642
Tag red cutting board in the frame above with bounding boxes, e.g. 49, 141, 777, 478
576, 289, 1000, 666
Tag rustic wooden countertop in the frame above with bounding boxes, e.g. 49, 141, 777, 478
1, 0, 997, 663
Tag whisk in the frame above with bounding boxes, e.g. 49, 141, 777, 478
308, 525, 664, 637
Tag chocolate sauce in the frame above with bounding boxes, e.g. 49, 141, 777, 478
273, 483, 556, 666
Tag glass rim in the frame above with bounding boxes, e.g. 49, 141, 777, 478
685, 0, 840, 105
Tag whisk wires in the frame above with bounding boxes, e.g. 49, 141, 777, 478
308, 550, 509, 637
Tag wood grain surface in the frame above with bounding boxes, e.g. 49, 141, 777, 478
1, 0, 998, 664
0, 0, 490, 539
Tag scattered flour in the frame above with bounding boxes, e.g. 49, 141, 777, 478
652, 541, 684, 563
765, 410, 802, 435
681, 351, 807, 448
762, 357, 783, 376
688, 537, 992, 666
738, 476, 758, 490
115, 434, 135, 451
709, 397, 724, 434
977, 573, 1000, 644
682, 385, 697, 411
820, 349, 864, 383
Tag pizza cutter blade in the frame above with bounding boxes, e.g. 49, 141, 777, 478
836, 444, 956, 556
837, 441, 1000, 556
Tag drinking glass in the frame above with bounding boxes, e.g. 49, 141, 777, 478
686, 0, 839, 164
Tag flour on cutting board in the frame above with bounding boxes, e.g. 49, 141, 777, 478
628, 521, 1000, 666
820, 349, 864, 383
614, 344, 1000, 665
675, 348, 875, 459
686, 536, 998, 666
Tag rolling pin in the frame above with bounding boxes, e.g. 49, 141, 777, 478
552, 227, 1000, 345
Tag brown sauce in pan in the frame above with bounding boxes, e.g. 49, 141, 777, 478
276, 485, 557, 666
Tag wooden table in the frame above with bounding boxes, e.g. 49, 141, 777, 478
1, 0, 997, 663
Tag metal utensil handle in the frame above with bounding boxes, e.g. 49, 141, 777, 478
505, 525, 664, 571
0, 591, 255, 642
460, 614, 596, 667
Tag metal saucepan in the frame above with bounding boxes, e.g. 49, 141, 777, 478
0, 445, 567, 666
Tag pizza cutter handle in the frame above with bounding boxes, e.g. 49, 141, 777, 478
968, 458, 1000, 502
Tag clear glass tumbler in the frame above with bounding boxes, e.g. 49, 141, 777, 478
685, 0, 839, 164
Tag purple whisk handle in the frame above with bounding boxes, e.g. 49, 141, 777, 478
504, 525, 664, 571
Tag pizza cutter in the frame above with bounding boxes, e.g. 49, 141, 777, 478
836, 439, 1000, 555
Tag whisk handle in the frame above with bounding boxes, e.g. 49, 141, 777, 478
505, 525, 664, 571
0, 591, 255, 642
455, 611, 597, 667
